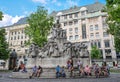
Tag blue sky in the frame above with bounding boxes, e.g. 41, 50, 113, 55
0, 0, 106, 27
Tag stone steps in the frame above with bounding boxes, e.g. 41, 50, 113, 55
10, 68, 110, 79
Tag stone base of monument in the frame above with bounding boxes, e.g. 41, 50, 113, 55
10, 68, 109, 79
10, 68, 71, 79
39, 68, 70, 78
26, 57, 70, 68
10, 72, 32, 79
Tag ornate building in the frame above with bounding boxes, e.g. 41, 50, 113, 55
1, 2, 120, 66
1, 17, 29, 58
49, 2, 119, 65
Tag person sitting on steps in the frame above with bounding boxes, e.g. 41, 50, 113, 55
61, 66, 66, 78
56, 65, 61, 78
36, 66, 42, 77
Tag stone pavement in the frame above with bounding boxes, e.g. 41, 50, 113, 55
0, 72, 120, 82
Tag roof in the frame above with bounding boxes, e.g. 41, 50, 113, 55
13, 17, 28, 25
50, 2, 105, 17
0, 17, 28, 28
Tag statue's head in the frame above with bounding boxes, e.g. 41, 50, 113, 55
56, 19, 59, 24
13, 49, 15, 51
54, 19, 61, 28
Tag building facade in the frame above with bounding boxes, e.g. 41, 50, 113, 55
1, 2, 119, 66
2, 17, 29, 58
50, 2, 118, 65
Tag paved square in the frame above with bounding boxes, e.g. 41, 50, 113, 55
0, 72, 120, 82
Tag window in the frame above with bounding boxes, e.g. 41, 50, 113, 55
18, 31, 20, 34
69, 28, 73, 34
14, 36, 16, 40
75, 35, 79, 40
95, 24, 99, 30
69, 21, 73, 25
91, 42, 94, 47
10, 43, 12, 46
25, 49, 28, 54
94, 42, 97, 46
21, 36, 23, 39
96, 32, 100, 38
104, 40, 110, 47
103, 23, 107, 29
81, 11, 85, 16
64, 15, 67, 19
103, 32, 109, 37
21, 41, 23, 45
24, 40, 26, 44
90, 33, 94, 38
64, 22, 67, 26
18, 36, 19, 39
82, 24, 86, 39
74, 20, 78, 24
15, 31, 17, 35
12, 32, 13, 35
69, 28, 73, 31
105, 49, 111, 55
22, 30, 24, 33
74, 13, 78, 17
90, 25, 93, 31
75, 27, 78, 33
25, 35, 27, 39
69, 14, 72, 18
11, 37, 13, 40
69, 36, 73, 40
102, 17, 106, 23
98, 41, 101, 48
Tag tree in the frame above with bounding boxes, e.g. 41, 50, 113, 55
25, 6, 54, 47
0, 29, 9, 60
90, 46, 101, 59
105, 0, 120, 52
0, 11, 3, 20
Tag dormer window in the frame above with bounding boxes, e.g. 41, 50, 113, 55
64, 15, 67, 19
74, 13, 78, 17
56, 12, 62, 20
80, 7, 87, 16
69, 14, 72, 18
81, 11, 85, 16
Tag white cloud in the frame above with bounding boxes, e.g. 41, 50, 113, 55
32, 0, 47, 4
0, 14, 24, 27
51, 0, 61, 6
66, 0, 78, 7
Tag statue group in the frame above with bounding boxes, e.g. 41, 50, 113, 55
26, 20, 90, 68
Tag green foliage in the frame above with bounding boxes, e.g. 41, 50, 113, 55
0, 11, 3, 20
25, 6, 53, 47
0, 29, 9, 60
106, 0, 120, 51
90, 46, 101, 59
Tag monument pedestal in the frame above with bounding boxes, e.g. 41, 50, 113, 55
26, 56, 69, 68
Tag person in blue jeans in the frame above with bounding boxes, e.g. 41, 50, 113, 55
56, 65, 61, 78
61, 66, 66, 78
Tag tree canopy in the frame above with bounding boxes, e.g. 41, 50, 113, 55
106, 0, 120, 51
90, 46, 101, 59
0, 29, 9, 60
25, 6, 54, 47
